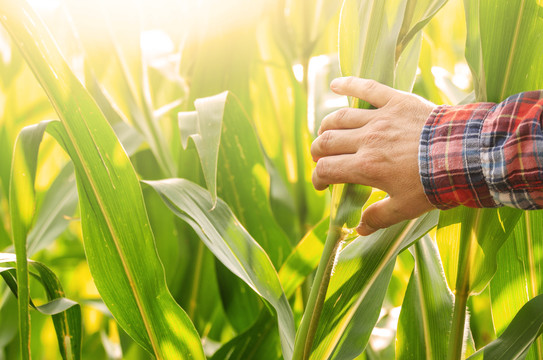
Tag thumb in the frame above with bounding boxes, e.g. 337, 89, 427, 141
357, 198, 406, 236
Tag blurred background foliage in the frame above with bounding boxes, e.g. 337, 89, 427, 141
0, 0, 539, 359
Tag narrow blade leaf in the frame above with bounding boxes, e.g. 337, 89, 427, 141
396, 235, 454, 360
0, 2, 205, 358
9, 121, 51, 359
310, 211, 439, 358
0, 253, 81, 360
437, 207, 522, 296
467, 294, 543, 360
210, 217, 331, 360
145, 179, 296, 360
490, 211, 543, 359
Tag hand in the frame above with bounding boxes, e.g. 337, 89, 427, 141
311, 77, 436, 236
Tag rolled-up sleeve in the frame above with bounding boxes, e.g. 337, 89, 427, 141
419, 91, 543, 210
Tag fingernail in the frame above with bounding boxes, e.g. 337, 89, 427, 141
330, 78, 342, 90
357, 222, 377, 236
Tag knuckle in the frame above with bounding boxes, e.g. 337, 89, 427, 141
354, 155, 370, 171
388, 202, 412, 224
315, 158, 332, 180
364, 210, 389, 230
391, 98, 414, 115
364, 79, 379, 93
356, 153, 387, 186
334, 108, 349, 125
312, 169, 323, 190
318, 130, 334, 152
310, 139, 319, 158
344, 76, 356, 88
362, 129, 384, 145
362, 159, 377, 175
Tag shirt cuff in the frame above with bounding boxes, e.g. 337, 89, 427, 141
480, 91, 543, 209
419, 103, 499, 210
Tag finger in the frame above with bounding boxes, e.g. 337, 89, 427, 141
357, 197, 406, 236
330, 77, 397, 109
311, 129, 359, 160
318, 107, 376, 135
312, 154, 366, 191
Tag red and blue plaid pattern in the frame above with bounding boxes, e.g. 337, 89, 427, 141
419, 91, 543, 210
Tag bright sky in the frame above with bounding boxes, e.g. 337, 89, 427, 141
24, 0, 274, 67
28, 0, 272, 33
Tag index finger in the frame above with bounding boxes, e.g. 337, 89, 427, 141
330, 77, 397, 109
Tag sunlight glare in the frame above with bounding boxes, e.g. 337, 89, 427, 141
293, 64, 304, 82
27, 0, 60, 12
452, 62, 471, 90
152, 0, 273, 34
141, 30, 174, 62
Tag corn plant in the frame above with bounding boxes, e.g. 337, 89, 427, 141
0, 0, 542, 359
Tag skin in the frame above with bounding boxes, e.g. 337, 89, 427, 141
311, 76, 436, 236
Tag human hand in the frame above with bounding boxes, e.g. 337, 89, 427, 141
311, 77, 436, 236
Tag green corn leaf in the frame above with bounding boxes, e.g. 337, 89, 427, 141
339, 0, 448, 93
9, 120, 50, 360
12, 120, 143, 259
394, 32, 423, 92
272, 0, 343, 62
28, 262, 80, 360
279, 217, 330, 297
292, 184, 371, 360
179, 92, 290, 255
64, 0, 175, 177
396, 235, 454, 360
179, 92, 291, 263
490, 211, 543, 359
295, 1, 446, 358
339, 0, 448, 98
210, 216, 331, 360
25, 164, 77, 256
465, 0, 543, 103
210, 311, 283, 360
330, 183, 372, 229
0, 1, 205, 358
336, 0, 447, 227
467, 294, 543, 360
179, 91, 292, 332
0, 126, 12, 208
0, 253, 81, 360
179, 95, 223, 204
14, 123, 141, 258
0, 289, 18, 351
144, 178, 296, 360
171, 143, 229, 338
437, 207, 521, 360
437, 207, 522, 297
309, 211, 439, 359
251, 28, 327, 234
47, 100, 203, 359
396, 0, 448, 59
448, 1, 543, 358
339, 0, 405, 91
463, 0, 486, 102
0, 214, 9, 251
0, 268, 19, 306
181, 237, 227, 336
326, 262, 395, 360
215, 259, 262, 333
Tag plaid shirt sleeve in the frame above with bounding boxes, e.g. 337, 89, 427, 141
419, 91, 543, 210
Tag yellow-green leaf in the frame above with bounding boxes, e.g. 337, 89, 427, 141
0, 1, 205, 358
